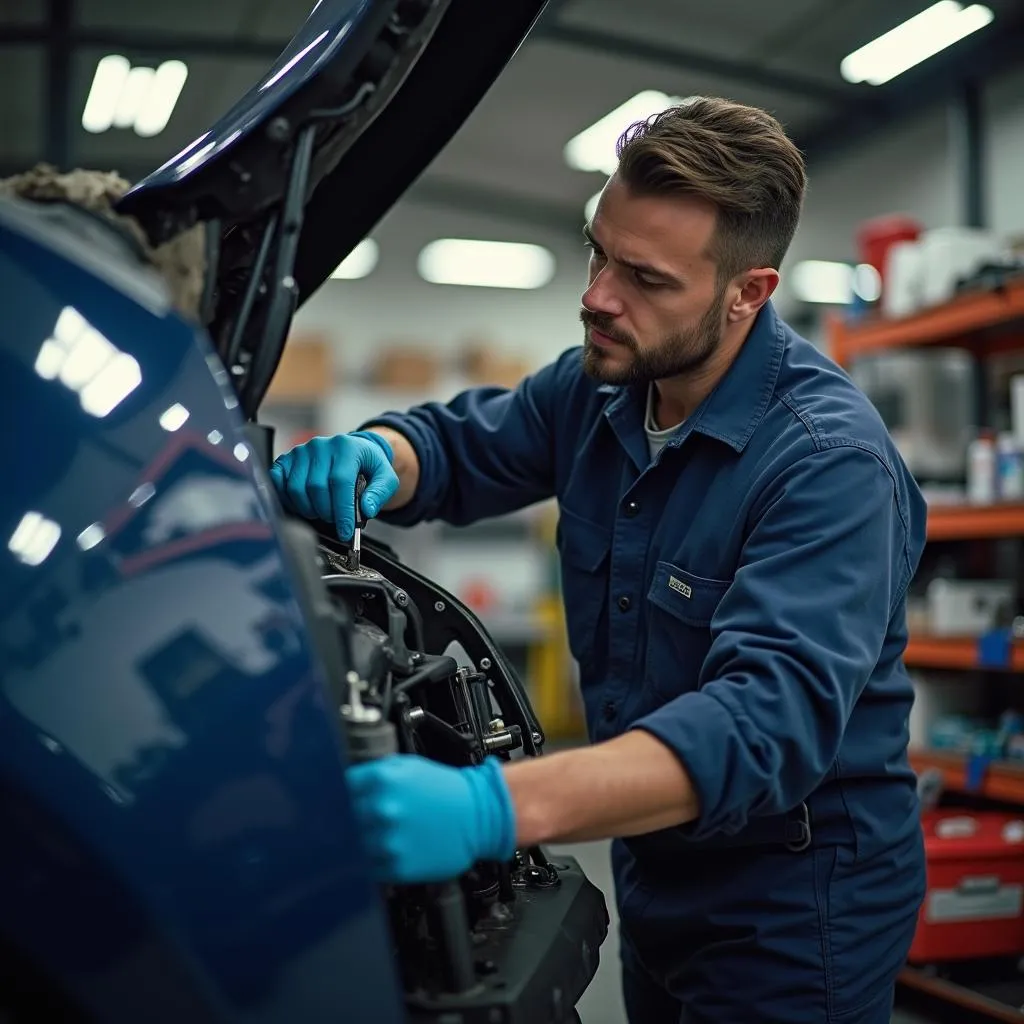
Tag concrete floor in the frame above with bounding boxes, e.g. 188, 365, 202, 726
557, 840, 938, 1024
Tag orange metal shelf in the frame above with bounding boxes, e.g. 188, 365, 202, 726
829, 276, 1024, 366
898, 965, 1024, 1023
927, 502, 1024, 541
910, 749, 1024, 804
904, 635, 1024, 672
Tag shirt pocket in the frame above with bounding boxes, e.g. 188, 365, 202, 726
555, 505, 611, 677
644, 562, 730, 699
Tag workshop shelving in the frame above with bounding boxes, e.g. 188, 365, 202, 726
909, 749, 1024, 804
927, 502, 1024, 541
829, 274, 1024, 367
898, 964, 1024, 1023
829, 282, 1024, 1020
904, 635, 1024, 672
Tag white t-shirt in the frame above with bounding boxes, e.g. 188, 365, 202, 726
644, 383, 680, 461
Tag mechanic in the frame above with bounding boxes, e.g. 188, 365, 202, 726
271, 96, 927, 1024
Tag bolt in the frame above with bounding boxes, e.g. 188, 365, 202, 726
479, 657, 491, 670
266, 116, 290, 143
487, 718, 505, 733
531, 731, 543, 747
434, 600, 446, 612
395, 590, 408, 606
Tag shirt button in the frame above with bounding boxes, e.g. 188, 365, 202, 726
623, 499, 640, 517
618, 594, 631, 612
602, 700, 617, 721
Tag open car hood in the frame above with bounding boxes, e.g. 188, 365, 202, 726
116, 0, 549, 420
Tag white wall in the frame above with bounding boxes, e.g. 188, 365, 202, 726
986, 64, 1024, 238
292, 200, 590, 381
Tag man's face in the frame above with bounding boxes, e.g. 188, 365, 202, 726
580, 176, 730, 386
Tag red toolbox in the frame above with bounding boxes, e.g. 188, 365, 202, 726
909, 810, 1024, 963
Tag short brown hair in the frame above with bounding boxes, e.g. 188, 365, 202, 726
615, 96, 806, 282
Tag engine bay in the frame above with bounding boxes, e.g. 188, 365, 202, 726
276, 514, 608, 1024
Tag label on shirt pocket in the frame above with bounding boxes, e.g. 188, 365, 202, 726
647, 562, 730, 627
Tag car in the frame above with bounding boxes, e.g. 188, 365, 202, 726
0, 2, 609, 1022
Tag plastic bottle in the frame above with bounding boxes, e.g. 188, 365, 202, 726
997, 432, 1024, 501
966, 431, 996, 505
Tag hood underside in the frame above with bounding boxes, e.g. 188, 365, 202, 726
111, 0, 548, 419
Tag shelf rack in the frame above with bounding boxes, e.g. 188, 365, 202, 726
829, 275, 1024, 368
828, 278, 1024, 1021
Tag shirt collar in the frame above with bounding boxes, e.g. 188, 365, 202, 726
599, 300, 785, 455
689, 300, 785, 452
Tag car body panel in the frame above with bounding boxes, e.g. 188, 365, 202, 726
0, 198, 404, 1024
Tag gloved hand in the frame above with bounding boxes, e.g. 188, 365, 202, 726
270, 431, 399, 541
347, 755, 517, 884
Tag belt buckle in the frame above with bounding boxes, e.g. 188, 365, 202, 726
785, 801, 812, 852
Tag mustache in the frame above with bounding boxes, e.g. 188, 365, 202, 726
579, 308, 636, 348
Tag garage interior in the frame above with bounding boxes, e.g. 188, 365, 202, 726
5, 0, 1024, 1021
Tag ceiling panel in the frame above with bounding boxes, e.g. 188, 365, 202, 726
426, 35, 832, 210
560, 0, 830, 69
0, 47, 43, 162
1, 0, 1019, 223
75, 0, 253, 35
0, 0, 46, 25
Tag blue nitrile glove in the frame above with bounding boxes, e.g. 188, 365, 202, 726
269, 431, 398, 541
347, 755, 517, 884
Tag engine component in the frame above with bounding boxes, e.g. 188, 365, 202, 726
276, 515, 608, 1024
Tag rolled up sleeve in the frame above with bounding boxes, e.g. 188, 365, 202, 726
362, 350, 578, 527
632, 443, 913, 840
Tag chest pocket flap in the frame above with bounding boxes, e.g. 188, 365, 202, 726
647, 562, 731, 627
557, 505, 611, 572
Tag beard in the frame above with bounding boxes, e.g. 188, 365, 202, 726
580, 285, 727, 386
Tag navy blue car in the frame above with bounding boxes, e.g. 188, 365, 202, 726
0, 3, 608, 1022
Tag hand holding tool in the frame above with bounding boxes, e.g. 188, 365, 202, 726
269, 430, 398, 541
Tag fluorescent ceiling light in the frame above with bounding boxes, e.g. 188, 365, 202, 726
331, 238, 379, 280
82, 54, 189, 136
790, 261, 882, 304
840, 2, 993, 85
585, 192, 601, 223
417, 239, 556, 290
113, 65, 156, 129
8, 511, 61, 568
134, 61, 189, 137
565, 91, 696, 175
82, 54, 130, 133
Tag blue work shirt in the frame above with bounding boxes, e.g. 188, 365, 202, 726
368, 301, 927, 867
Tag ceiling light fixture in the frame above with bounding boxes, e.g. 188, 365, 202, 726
840, 1, 994, 86
82, 54, 189, 136
564, 90, 697, 176
790, 261, 882, 305
330, 238, 380, 280
417, 239, 556, 290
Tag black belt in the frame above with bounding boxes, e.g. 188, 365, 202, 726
681, 793, 855, 853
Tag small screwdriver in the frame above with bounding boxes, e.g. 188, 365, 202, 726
351, 473, 368, 571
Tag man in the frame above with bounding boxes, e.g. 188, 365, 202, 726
271, 97, 927, 1023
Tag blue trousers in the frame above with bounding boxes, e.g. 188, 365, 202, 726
615, 830, 925, 1024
